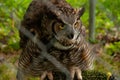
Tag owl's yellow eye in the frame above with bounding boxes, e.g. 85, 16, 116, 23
59, 25, 64, 30
74, 22, 79, 28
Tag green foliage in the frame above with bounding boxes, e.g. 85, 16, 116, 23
0, 63, 16, 80
100, 0, 120, 25
105, 42, 120, 55
95, 0, 120, 35
0, 0, 32, 51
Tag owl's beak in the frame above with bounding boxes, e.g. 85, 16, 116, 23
65, 24, 74, 40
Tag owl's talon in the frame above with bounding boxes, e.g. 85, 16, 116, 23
47, 72, 53, 80
40, 71, 47, 80
40, 71, 53, 80
70, 67, 82, 80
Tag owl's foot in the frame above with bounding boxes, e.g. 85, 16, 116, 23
40, 71, 53, 80
70, 67, 82, 80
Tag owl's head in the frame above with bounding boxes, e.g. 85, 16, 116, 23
47, 6, 85, 50
22, 0, 85, 50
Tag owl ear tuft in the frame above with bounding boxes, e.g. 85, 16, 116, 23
77, 7, 85, 17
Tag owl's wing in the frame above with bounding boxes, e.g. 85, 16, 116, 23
20, 0, 47, 48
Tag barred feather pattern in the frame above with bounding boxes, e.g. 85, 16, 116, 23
69, 35, 94, 70
18, 40, 56, 76
18, 33, 94, 78
48, 34, 94, 70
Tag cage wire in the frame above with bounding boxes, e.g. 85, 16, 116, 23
14, 0, 120, 80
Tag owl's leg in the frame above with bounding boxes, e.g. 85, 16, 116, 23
40, 71, 53, 80
75, 67, 82, 80
69, 67, 82, 80
70, 67, 76, 80
40, 71, 47, 80
47, 71, 53, 80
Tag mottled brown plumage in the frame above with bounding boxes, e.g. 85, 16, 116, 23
17, 0, 94, 80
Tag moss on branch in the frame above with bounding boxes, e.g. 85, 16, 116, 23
45, 70, 117, 80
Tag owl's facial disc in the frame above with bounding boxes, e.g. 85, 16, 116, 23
50, 22, 76, 50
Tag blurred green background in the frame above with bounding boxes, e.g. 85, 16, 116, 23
0, 0, 120, 80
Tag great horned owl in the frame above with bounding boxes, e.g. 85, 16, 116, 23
17, 0, 94, 80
